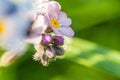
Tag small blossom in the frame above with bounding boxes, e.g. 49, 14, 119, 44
43, 2, 74, 37
55, 46, 65, 56
53, 36, 64, 46
45, 46, 55, 59
40, 53, 49, 66
41, 34, 52, 46
33, 45, 50, 66
31, 1, 60, 34
33, 1, 74, 37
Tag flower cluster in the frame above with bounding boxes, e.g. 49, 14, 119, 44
0, 0, 74, 66
29, 0, 74, 66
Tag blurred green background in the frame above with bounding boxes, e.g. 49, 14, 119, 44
0, 0, 120, 80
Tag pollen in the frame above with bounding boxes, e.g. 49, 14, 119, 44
50, 18, 60, 29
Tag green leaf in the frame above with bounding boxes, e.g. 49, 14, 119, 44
57, 0, 120, 31
1, 38, 120, 80
62, 38, 120, 78
79, 18, 120, 50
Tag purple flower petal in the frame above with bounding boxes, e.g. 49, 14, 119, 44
58, 27, 74, 37
52, 27, 63, 36
46, 1, 61, 19
41, 34, 52, 46
53, 36, 64, 46
58, 12, 72, 27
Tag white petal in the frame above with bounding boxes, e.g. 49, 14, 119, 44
0, 45, 26, 67
32, 15, 48, 33
26, 36, 42, 45
0, 13, 31, 50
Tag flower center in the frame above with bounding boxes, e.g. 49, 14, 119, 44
50, 18, 60, 29
0, 21, 5, 35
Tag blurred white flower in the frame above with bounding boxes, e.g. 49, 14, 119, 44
0, 0, 33, 67
0, 44, 27, 67
0, 0, 33, 50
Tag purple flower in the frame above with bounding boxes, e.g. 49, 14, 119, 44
43, 2, 74, 37
53, 36, 64, 46
41, 34, 52, 46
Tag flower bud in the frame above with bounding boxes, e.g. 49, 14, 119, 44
41, 53, 49, 66
45, 46, 55, 59
41, 34, 52, 46
53, 36, 64, 46
55, 47, 65, 56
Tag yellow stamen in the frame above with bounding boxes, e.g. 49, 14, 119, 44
50, 18, 60, 29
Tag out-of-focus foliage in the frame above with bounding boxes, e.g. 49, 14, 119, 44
0, 0, 120, 80
58, 0, 120, 50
